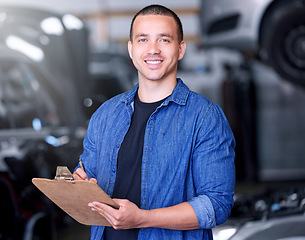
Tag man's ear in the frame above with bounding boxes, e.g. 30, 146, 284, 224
128, 41, 133, 59
178, 40, 186, 60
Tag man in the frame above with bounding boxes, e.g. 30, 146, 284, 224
73, 4, 235, 240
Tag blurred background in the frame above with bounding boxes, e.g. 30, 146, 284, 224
0, 0, 304, 239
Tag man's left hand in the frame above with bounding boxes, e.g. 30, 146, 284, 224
88, 199, 144, 229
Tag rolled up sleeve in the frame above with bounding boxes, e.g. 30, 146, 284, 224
188, 194, 216, 229
190, 103, 236, 228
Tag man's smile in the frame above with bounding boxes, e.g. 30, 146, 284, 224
145, 60, 163, 64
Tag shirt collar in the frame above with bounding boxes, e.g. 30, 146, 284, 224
166, 78, 189, 106
120, 78, 190, 106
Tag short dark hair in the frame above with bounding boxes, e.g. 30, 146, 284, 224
129, 4, 184, 43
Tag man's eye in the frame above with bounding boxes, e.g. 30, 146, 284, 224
160, 39, 170, 43
139, 39, 147, 42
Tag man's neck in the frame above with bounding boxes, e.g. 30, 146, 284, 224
137, 78, 177, 103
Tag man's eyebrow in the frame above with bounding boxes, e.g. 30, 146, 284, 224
159, 33, 174, 39
134, 33, 174, 39
134, 33, 148, 39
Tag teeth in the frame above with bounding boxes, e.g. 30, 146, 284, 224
146, 60, 162, 64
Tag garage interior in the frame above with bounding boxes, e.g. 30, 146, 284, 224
0, 0, 305, 239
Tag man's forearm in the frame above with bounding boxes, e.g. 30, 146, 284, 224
140, 202, 199, 230
89, 200, 199, 230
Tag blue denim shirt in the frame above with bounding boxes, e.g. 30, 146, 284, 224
79, 79, 235, 240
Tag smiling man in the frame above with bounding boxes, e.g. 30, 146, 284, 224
73, 4, 235, 240
127, 13, 185, 103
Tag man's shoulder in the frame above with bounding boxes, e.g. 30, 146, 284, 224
182, 87, 227, 123
88, 93, 124, 121
174, 78, 213, 107
188, 90, 212, 103
97, 87, 136, 111
186, 90, 214, 111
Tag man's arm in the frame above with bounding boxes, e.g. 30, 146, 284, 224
73, 168, 199, 230
88, 199, 199, 230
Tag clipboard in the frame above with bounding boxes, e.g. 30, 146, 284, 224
32, 178, 120, 226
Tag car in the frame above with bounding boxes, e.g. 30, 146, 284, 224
199, 0, 305, 87
213, 184, 305, 240
0, 5, 139, 239
0, 5, 89, 239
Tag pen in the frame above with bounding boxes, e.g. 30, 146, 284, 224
79, 158, 86, 173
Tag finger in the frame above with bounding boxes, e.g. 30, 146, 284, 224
90, 201, 119, 214
73, 168, 88, 180
89, 178, 97, 184
112, 198, 127, 206
88, 202, 118, 226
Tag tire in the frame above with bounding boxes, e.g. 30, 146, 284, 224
260, 0, 305, 87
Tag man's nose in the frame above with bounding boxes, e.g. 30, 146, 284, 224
147, 41, 161, 54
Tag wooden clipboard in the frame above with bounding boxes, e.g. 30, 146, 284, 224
32, 178, 119, 226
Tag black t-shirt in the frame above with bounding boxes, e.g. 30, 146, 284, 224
103, 93, 166, 240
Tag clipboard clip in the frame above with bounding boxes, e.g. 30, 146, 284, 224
55, 166, 74, 181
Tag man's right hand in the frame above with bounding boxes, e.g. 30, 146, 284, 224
73, 168, 97, 184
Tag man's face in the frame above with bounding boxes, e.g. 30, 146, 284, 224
128, 14, 186, 83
